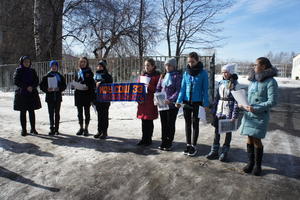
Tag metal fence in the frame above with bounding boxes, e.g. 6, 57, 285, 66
0, 55, 215, 101
215, 63, 292, 77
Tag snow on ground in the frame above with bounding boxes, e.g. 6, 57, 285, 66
1, 83, 300, 199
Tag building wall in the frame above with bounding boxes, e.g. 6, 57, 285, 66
0, 0, 62, 65
0, 0, 36, 64
292, 54, 300, 80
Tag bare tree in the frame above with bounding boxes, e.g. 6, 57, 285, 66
161, 0, 233, 57
266, 51, 295, 64
33, 0, 64, 61
66, 0, 140, 59
65, 0, 159, 59
129, 0, 159, 68
33, 0, 85, 61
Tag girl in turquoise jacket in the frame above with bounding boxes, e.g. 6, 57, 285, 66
239, 57, 278, 176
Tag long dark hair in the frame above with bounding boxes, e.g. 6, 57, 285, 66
78, 57, 90, 69
188, 52, 199, 62
142, 58, 158, 76
257, 57, 272, 69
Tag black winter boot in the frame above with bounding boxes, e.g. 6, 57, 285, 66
253, 146, 264, 176
100, 130, 107, 139
21, 130, 27, 137
219, 145, 230, 162
30, 129, 39, 135
76, 123, 84, 135
243, 144, 255, 173
49, 127, 55, 136
206, 144, 220, 160
94, 131, 102, 138
83, 123, 89, 137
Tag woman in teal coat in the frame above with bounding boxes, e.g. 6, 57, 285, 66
239, 57, 278, 176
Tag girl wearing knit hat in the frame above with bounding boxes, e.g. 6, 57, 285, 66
206, 63, 239, 162
93, 60, 113, 140
40, 60, 67, 135
13, 56, 41, 136
156, 58, 182, 151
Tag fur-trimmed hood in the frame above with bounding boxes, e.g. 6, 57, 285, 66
248, 67, 278, 82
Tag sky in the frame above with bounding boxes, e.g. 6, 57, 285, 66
215, 0, 300, 62
67, 0, 300, 63
154, 0, 300, 62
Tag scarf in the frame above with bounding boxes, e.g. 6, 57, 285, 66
248, 67, 278, 82
186, 61, 204, 76
19, 65, 33, 86
78, 68, 89, 81
162, 71, 176, 87
49, 71, 61, 83
94, 70, 105, 81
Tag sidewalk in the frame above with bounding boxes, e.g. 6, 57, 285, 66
0, 92, 300, 200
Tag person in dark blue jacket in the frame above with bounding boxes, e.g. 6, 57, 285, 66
13, 56, 41, 136
176, 52, 209, 157
40, 60, 67, 135
93, 60, 113, 139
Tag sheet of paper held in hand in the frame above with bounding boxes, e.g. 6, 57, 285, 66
154, 92, 169, 111
140, 76, 151, 94
71, 81, 88, 90
48, 77, 58, 89
139, 76, 151, 85
218, 119, 238, 134
198, 106, 206, 122
231, 89, 249, 106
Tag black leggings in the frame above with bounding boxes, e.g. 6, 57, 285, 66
159, 108, 179, 145
96, 103, 110, 133
20, 110, 35, 131
77, 105, 90, 126
48, 102, 61, 131
141, 119, 154, 142
183, 104, 200, 146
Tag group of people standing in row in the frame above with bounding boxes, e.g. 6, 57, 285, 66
13, 52, 278, 176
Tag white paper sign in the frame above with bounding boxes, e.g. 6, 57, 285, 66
231, 89, 249, 106
218, 119, 238, 134
198, 106, 206, 122
48, 77, 58, 89
140, 76, 151, 84
154, 92, 169, 111
71, 81, 88, 90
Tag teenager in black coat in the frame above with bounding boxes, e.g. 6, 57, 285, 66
13, 56, 41, 136
93, 60, 113, 139
74, 57, 95, 136
40, 60, 67, 135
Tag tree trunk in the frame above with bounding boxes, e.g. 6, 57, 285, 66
33, 0, 42, 60
166, 21, 172, 57
33, 0, 63, 61
138, 0, 145, 70
175, 0, 184, 57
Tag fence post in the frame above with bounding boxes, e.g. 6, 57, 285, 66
209, 54, 215, 106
